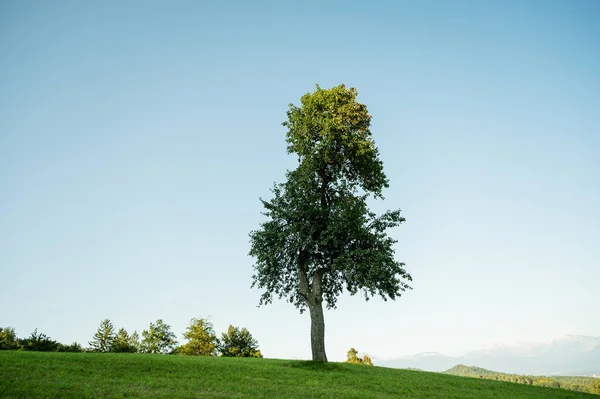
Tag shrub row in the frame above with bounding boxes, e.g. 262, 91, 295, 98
0, 318, 262, 358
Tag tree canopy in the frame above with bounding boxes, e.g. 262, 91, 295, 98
218, 325, 262, 358
177, 318, 218, 356
140, 319, 178, 354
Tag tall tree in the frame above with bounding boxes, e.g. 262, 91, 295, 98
249, 84, 411, 362
140, 319, 177, 354
177, 318, 218, 356
89, 319, 115, 352
218, 325, 262, 358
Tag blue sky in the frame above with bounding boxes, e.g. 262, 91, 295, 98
1, 0, 598, 361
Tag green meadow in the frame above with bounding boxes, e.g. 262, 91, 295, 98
1, 351, 598, 398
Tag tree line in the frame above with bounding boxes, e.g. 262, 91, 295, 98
0, 327, 83, 352
0, 318, 262, 358
444, 364, 600, 395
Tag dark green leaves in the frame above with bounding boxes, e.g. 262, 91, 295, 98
218, 325, 262, 358
250, 84, 411, 313
283, 84, 388, 197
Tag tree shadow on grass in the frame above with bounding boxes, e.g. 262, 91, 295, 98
286, 361, 345, 372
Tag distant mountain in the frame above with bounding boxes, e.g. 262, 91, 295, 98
379, 335, 600, 376
378, 351, 457, 372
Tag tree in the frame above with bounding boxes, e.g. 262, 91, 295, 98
346, 347, 374, 366
249, 84, 411, 362
20, 329, 60, 352
0, 327, 20, 350
177, 318, 218, 356
88, 319, 115, 352
140, 319, 177, 354
111, 328, 138, 353
218, 325, 262, 358
346, 347, 361, 364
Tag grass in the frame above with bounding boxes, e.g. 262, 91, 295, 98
0, 351, 598, 398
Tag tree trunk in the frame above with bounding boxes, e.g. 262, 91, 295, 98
298, 252, 328, 363
308, 299, 327, 362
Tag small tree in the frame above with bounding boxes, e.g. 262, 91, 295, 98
346, 347, 361, 364
177, 318, 218, 356
111, 328, 138, 353
89, 319, 115, 352
346, 347, 373, 366
0, 327, 20, 350
140, 319, 177, 354
218, 325, 262, 358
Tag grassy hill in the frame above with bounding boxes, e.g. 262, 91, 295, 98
1, 351, 598, 398
444, 364, 600, 395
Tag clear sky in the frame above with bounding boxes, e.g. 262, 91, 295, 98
1, 0, 598, 361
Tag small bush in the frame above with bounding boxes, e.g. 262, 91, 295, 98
346, 347, 373, 366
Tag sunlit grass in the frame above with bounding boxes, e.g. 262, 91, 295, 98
0, 351, 597, 398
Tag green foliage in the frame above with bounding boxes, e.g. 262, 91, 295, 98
0, 326, 20, 350
89, 319, 116, 352
2, 326, 82, 352
346, 347, 360, 363
177, 318, 218, 356
250, 85, 411, 362
111, 328, 139, 353
129, 331, 140, 352
19, 329, 60, 352
57, 342, 84, 352
250, 84, 411, 313
140, 319, 177, 354
346, 347, 373, 366
590, 379, 600, 395
445, 364, 600, 395
2, 351, 598, 399
283, 84, 388, 196
218, 325, 262, 358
